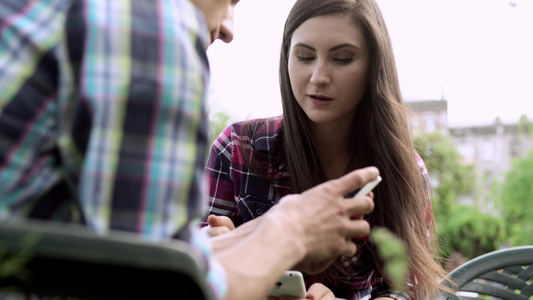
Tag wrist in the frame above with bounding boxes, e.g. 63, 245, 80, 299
261, 202, 309, 265
262, 203, 307, 263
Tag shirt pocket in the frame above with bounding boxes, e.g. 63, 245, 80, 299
236, 194, 275, 223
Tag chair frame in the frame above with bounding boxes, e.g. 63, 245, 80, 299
0, 220, 215, 299
439, 245, 533, 300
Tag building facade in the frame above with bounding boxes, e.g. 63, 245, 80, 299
407, 99, 533, 212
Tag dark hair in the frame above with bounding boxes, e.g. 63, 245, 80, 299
279, 0, 449, 298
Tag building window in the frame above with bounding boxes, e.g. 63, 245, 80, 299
483, 170, 494, 187
480, 140, 494, 162
458, 142, 475, 162
510, 138, 521, 158
424, 116, 437, 132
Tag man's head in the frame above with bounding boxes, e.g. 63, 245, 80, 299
190, 0, 239, 45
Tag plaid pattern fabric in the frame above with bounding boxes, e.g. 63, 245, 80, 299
0, 0, 226, 298
206, 115, 432, 300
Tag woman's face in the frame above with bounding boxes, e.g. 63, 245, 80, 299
288, 14, 370, 127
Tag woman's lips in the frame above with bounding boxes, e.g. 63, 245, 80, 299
308, 94, 333, 106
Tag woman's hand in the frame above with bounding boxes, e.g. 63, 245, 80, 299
201, 214, 236, 237
305, 283, 341, 300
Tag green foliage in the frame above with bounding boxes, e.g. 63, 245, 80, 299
517, 115, 533, 136
437, 205, 505, 259
415, 132, 475, 194
414, 132, 476, 221
507, 222, 533, 246
0, 233, 40, 290
208, 111, 234, 146
413, 132, 507, 259
497, 150, 533, 246
370, 227, 408, 292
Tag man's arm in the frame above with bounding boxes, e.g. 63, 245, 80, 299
0, 0, 69, 218
212, 167, 378, 300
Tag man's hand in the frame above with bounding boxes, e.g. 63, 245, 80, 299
291, 259, 336, 275
266, 166, 378, 263
201, 215, 235, 237
210, 167, 378, 300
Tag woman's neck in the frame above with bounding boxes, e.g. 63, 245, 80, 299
309, 121, 354, 180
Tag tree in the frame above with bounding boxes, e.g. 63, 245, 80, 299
439, 205, 505, 259
414, 132, 475, 222
517, 114, 533, 136
413, 132, 506, 259
208, 111, 234, 146
497, 150, 533, 246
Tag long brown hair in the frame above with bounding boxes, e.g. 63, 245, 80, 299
279, 0, 449, 298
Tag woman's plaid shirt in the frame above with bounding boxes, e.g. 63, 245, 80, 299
206, 115, 433, 300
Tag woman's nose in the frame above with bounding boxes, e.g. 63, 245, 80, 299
310, 61, 331, 87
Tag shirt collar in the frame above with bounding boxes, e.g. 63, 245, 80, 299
250, 116, 286, 171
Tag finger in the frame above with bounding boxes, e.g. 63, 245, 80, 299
206, 214, 217, 226
206, 214, 223, 226
330, 166, 380, 196
306, 283, 335, 300
345, 219, 371, 240
201, 224, 232, 237
346, 194, 374, 217
340, 238, 358, 257
207, 215, 236, 230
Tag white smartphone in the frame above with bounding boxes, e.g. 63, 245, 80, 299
268, 270, 306, 298
353, 176, 382, 198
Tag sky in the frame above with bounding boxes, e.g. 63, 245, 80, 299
206, 0, 533, 126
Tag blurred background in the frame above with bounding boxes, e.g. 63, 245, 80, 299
206, 0, 533, 267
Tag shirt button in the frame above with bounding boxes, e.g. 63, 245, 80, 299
256, 209, 263, 215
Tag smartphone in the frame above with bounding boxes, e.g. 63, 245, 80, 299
353, 176, 382, 198
268, 270, 306, 298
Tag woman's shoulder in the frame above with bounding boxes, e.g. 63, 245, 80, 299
414, 151, 431, 199
414, 151, 428, 171
231, 115, 283, 129
217, 115, 283, 154
227, 115, 283, 139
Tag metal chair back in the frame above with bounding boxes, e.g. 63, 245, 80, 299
0, 220, 214, 300
439, 246, 533, 300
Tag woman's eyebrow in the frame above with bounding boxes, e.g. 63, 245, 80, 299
329, 43, 359, 52
292, 43, 316, 51
292, 43, 360, 52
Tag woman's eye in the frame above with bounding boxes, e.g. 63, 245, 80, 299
334, 58, 353, 64
297, 56, 315, 62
